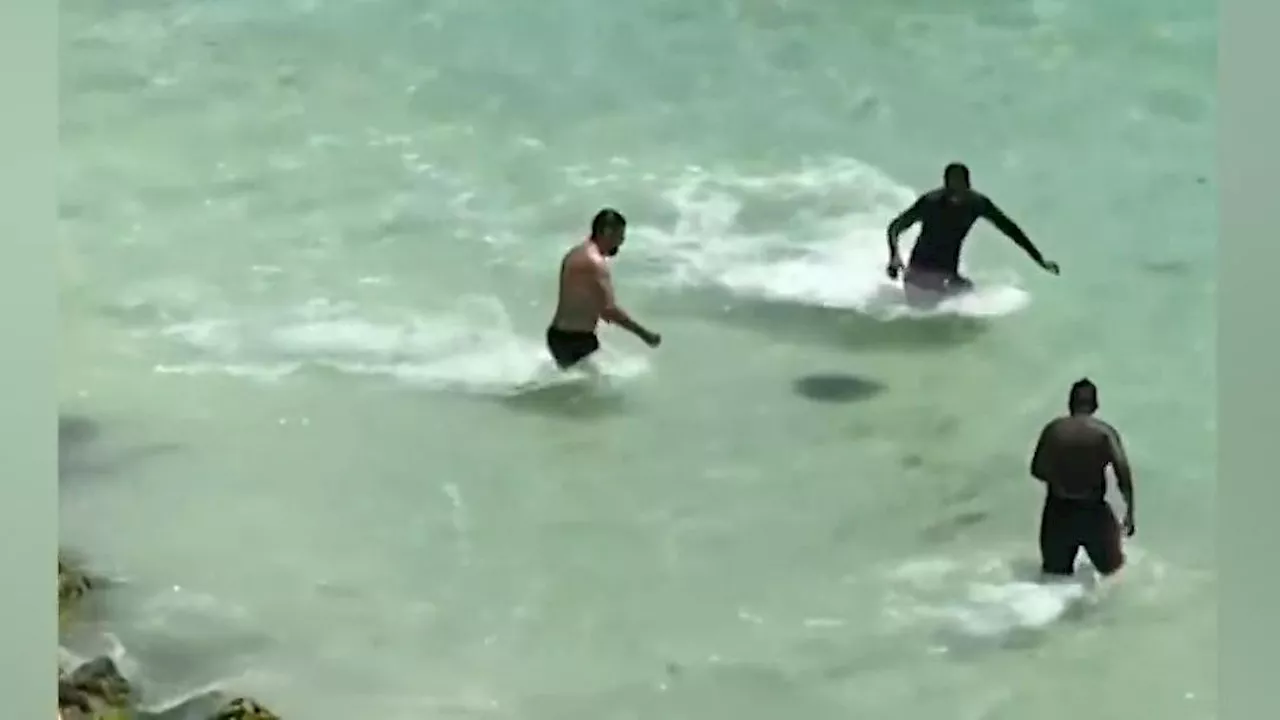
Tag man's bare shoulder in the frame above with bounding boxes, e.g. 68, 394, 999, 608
1090, 417, 1123, 442
583, 248, 610, 274
1040, 415, 1069, 435
563, 243, 597, 270
1048, 414, 1121, 442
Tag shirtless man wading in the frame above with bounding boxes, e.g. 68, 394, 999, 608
545, 208, 661, 370
1029, 378, 1136, 578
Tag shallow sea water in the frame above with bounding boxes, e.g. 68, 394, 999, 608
59, 0, 1215, 718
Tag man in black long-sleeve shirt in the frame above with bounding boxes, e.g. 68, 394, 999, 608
885, 163, 1059, 303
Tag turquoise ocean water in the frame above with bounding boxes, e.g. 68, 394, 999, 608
58, 0, 1215, 718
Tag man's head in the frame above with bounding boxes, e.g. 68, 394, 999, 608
1068, 378, 1099, 414
589, 208, 627, 256
943, 162, 971, 191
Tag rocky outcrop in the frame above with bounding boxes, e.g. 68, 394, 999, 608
208, 697, 282, 720
57, 553, 284, 720
58, 553, 96, 621
58, 656, 133, 720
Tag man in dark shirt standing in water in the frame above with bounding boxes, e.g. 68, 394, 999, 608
545, 208, 661, 371
1029, 378, 1136, 578
885, 162, 1059, 303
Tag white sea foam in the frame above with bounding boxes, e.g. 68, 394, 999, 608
146, 295, 650, 394
630, 159, 1032, 320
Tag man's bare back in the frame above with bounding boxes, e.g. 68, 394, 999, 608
543, 209, 660, 370
551, 242, 608, 333
1029, 379, 1135, 577
1031, 415, 1125, 501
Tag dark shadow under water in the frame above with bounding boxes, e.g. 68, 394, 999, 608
792, 372, 888, 403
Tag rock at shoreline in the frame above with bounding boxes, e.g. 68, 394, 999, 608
135, 691, 282, 720
209, 697, 282, 720
58, 656, 134, 720
56, 550, 283, 720
58, 555, 96, 618
58, 657, 285, 720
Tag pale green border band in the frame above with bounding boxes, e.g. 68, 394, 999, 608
0, 0, 57, 718
1220, 0, 1270, 718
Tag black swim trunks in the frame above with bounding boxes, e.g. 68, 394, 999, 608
903, 266, 974, 293
545, 326, 600, 369
1038, 494, 1124, 576
902, 267, 974, 308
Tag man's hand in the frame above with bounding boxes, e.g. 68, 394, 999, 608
643, 331, 662, 349
886, 256, 904, 280
1041, 259, 1060, 275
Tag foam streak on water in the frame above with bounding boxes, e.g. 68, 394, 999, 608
60, 0, 1214, 718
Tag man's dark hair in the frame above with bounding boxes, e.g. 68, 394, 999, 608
943, 162, 970, 184
591, 208, 627, 238
1069, 378, 1098, 412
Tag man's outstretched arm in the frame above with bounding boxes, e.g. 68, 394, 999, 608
595, 262, 657, 344
980, 197, 1052, 269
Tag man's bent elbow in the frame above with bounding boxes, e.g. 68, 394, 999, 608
1030, 453, 1048, 481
